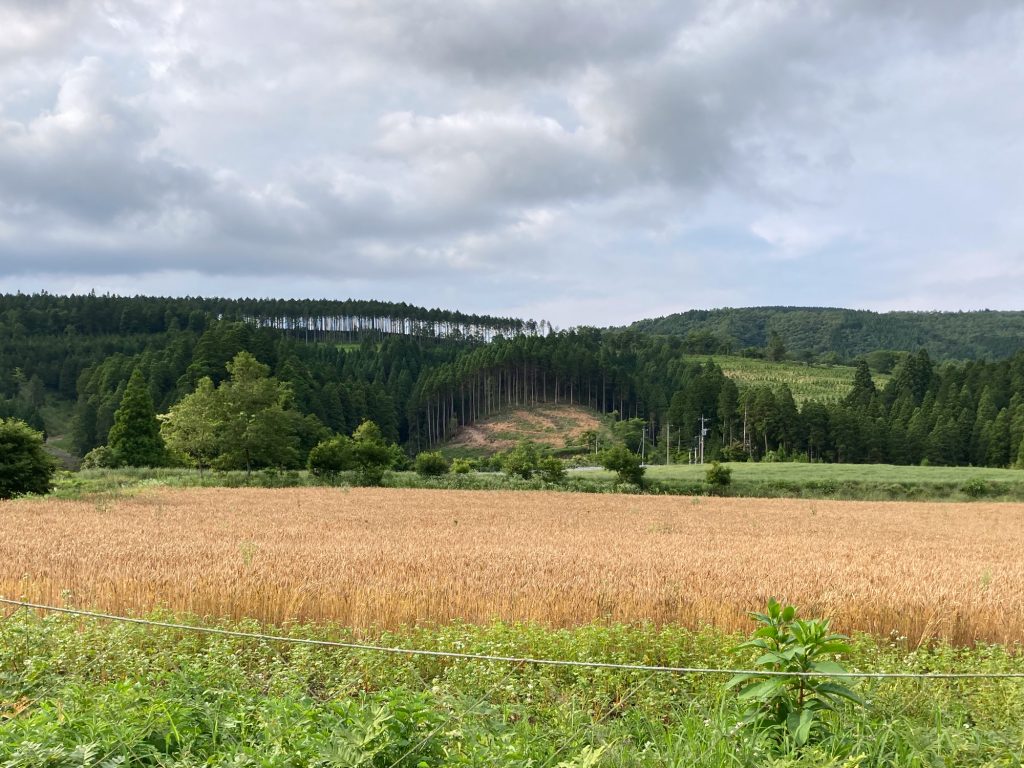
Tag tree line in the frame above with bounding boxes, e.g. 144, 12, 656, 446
4, 294, 1024, 471
630, 306, 1024, 362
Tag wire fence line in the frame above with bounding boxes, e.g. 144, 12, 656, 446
2, 597, 1023, 681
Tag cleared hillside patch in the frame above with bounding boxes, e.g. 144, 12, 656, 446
443, 403, 606, 456
3, 487, 1024, 645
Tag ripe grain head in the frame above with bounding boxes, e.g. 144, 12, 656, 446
2, 487, 1022, 645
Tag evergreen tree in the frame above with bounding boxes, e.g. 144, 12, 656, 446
0, 418, 56, 498
845, 360, 877, 409
108, 369, 167, 467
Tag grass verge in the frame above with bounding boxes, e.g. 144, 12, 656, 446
1, 611, 1022, 766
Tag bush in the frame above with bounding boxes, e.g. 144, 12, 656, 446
705, 461, 732, 494
0, 418, 57, 499
451, 458, 473, 474
415, 451, 450, 477
961, 477, 991, 498
598, 444, 644, 486
81, 445, 118, 469
307, 435, 353, 480
538, 456, 566, 484
503, 441, 540, 479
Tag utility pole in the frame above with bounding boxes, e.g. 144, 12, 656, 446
640, 426, 646, 464
699, 414, 709, 465
666, 423, 671, 465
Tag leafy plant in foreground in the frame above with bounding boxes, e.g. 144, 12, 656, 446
727, 599, 863, 750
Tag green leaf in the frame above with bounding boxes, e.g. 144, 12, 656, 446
810, 660, 848, 675
737, 679, 785, 701
786, 709, 814, 747
725, 673, 757, 690
781, 605, 796, 622
816, 682, 865, 706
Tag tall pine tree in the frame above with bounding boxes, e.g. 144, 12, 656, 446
108, 369, 167, 467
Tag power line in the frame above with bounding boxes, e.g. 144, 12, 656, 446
3, 598, 1023, 681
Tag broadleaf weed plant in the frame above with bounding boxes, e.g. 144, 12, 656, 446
727, 599, 864, 751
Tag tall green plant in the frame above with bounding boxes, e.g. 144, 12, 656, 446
108, 368, 167, 467
727, 599, 863, 749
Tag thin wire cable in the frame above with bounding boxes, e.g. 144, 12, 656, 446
3, 598, 1023, 681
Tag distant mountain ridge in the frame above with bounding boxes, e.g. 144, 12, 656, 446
629, 306, 1024, 361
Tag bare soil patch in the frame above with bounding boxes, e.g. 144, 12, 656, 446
447, 404, 601, 453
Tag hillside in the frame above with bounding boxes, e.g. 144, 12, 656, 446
698, 355, 889, 404
630, 307, 1024, 361
443, 404, 606, 457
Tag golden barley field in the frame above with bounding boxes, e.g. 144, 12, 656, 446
2, 487, 1023, 645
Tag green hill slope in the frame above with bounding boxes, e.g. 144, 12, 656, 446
693, 355, 888, 404
630, 307, 1024, 361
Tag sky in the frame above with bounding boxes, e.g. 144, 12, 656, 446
0, 0, 1023, 327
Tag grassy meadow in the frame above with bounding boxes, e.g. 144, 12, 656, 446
2, 611, 1023, 767
46, 459, 1024, 503
570, 461, 1024, 501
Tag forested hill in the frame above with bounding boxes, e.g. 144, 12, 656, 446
0, 292, 543, 340
629, 307, 1024, 361
3, 292, 1024, 471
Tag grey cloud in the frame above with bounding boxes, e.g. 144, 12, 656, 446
1, 0, 1023, 325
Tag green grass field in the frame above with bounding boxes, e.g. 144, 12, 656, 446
45, 461, 1024, 502
572, 461, 1024, 500
688, 355, 890, 404
2, 611, 1022, 766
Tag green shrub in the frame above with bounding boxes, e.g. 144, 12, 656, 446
415, 451, 450, 477
81, 445, 118, 469
451, 458, 473, 474
502, 441, 540, 479
597, 444, 644, 486
704, 461, 732, 494
961, 477, 991, 498
538, 456, 566, 484
0, 418, 56, 499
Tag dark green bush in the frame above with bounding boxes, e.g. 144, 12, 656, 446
961, 477, 991, 498
415, 451, 450, 477
598, 444, 644, 486
705, 461, 732, 494
0, 418, 56, 499
538, 456, 566, 484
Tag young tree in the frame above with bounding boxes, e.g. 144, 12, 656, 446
216, 352, 300, 474
0, 418, 56, 499
598, 444, 644, 486
160, 377, 222, 475
107, 368, 167, 467
350, 419, 395, 485
766, 331, 787, 362
307, 435, 354, 480
502, 441, 540, 479
538, 455, 566, 484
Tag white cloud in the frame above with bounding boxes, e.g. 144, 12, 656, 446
0, 1, 1023, 324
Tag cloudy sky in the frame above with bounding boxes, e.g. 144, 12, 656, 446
1, 1, 1022, 326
